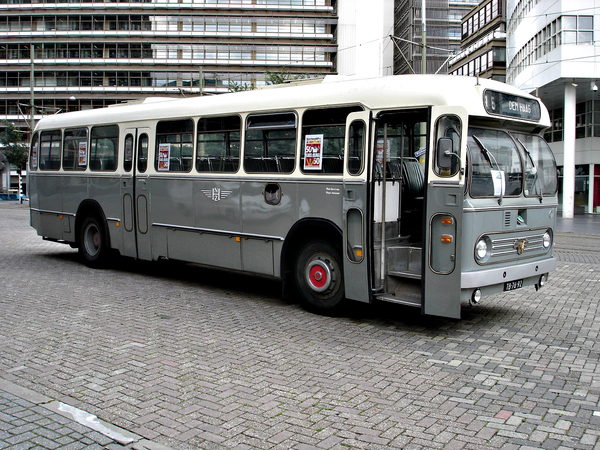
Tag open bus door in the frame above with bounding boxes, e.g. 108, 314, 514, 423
342, 111, 371, 302
421, 107, 466, 319
122, 127, 152, 261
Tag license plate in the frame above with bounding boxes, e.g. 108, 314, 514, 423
504, 279, 523, 291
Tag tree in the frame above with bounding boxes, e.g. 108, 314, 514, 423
0, 120, 28, 172
0, 120, 28, 201
228, 81, 256, 92
264, 68, 310, 85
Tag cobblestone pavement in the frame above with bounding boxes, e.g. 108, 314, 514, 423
1, 202, 599, 449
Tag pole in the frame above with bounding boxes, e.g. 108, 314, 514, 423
421, 0, 426, 74
30, 44, 35, 132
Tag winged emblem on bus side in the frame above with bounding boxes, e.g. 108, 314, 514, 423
202, 187, 233, 202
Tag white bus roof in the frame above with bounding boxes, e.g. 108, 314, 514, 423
35, 75, 550, 130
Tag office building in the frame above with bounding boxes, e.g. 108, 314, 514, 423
448, 0, 506, 81
0, 0, 338, 134
393, 0, 477, 75
507, 0, 600, 215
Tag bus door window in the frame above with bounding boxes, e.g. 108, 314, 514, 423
301, 106, 362, 174
137, 133, 148, 173
124, 133, 134, 172
155, 119, 194, 172
196, 115, 241, 173
39, 130, 62, 171
347, 120, 365, 175
90, 125, 119, 172
374, 111, 427, 240
245, 112, 296, 173
434, 115, 461, 177
467, 128, 523, 198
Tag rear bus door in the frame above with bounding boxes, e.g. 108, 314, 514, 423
422, 107, 466, 319
122, 127, 152, 260
342, 111, 371, 302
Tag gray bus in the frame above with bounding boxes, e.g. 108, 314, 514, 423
28, 75, 558, 319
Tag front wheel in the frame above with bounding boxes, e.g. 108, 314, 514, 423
294, 240, 345, 313
78, 215, 109, 268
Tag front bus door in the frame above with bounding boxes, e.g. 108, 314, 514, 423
343, 111, 371, 302
122, 127, 152, 261
422, 107, 467, 319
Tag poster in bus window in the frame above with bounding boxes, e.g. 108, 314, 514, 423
78, 142, 87, 166
304, 134, 323, 170
376, 139, 390, 164
158, 143, 171, 171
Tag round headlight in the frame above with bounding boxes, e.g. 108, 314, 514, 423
475, 238, 489, 262
543, 230, 552, 249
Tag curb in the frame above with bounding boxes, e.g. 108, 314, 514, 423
0, 378, 174, 450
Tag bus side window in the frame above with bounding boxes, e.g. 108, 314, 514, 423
348, 120, 365, 175
90, 125, 119, 172
245, 112, 296, 174
138, 133, 148, 173
197, 116, 240, 173
29, 133, 39, 171
301, 106, 362, 175
63, 128, 88, 171
155, 119, 194, 172
39, 130, 62, 171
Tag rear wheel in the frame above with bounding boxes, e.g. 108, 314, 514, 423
78, 215, 109, 268
294, 240, 345, 313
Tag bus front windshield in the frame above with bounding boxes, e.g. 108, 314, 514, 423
467, 128, 557, 199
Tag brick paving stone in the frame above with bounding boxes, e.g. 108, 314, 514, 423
1, 202, 600, 449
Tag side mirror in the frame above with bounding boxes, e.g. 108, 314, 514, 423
436, 137, 454, 170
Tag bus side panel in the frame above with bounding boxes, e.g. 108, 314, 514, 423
29, 173, 40, 230
147, 177, 244, 270
35, 174, 63, 240
192, 179, 243, 231
191, 178, 243, 270
61, 174, 88, 242
88, 174, 123, 251
296, 182, 344, 227
240, 180, 297, 276
166, 229, 243, 270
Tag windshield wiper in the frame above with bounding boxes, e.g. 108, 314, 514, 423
472, 135, 504, 205
517, 138, 543, 203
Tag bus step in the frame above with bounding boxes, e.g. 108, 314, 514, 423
377, 277, 421, 307
388, 270, 421, 280
387, 245, 421, 276
376, 294, 421, 308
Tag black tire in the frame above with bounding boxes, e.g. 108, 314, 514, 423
78, 215, 109, 268
294, 240, 345, 313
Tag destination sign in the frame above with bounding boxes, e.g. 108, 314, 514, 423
483, 90, 541, 121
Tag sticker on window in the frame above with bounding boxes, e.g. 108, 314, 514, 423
158, 143, 171, 171
78, 142, 87, 166
304, 134, 323, 170
491, 169, 505, 196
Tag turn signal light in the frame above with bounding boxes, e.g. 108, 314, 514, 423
441, 217, 454, 225
441, 234, 453, 243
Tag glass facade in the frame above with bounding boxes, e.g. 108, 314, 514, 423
0, 0, 337, 134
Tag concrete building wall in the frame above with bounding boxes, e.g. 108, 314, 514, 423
507, 0, 600, 215
337, 0, 395, 77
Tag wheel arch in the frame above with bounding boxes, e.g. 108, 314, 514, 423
280, 218, 343, 298
75, 200, 111, 250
